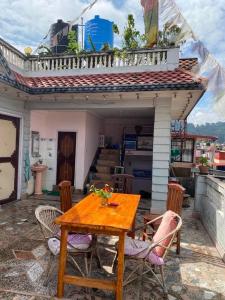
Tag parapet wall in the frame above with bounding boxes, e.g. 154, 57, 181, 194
195, 175, 225, 261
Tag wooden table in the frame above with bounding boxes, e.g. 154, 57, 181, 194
55, 193, 140, 300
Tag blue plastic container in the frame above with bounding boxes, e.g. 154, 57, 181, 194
84, 15, 113, 51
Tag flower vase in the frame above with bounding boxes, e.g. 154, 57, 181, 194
101, 197, 109, 207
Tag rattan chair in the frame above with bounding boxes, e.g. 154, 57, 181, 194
122, 212, 182, 298
35, 205, 98, 285
143, 183, 185, 254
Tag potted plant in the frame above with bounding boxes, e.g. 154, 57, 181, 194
199, 156, 209, 174
90, 184, 113, 207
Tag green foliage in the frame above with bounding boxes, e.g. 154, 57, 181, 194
122, 14, 143, 49
67, 30, 80, 55
113, 24, 120, 35
199, 156, 209, 166
158, 22, 182, 47
88, 35, 96, 52
89, 184, 113, 199
101, 43, 110, 52
37, 45, 52, 56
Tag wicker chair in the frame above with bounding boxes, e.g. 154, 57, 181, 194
122, 212, 182, 298
35, 205, 98, 285
143, 183, 185, 254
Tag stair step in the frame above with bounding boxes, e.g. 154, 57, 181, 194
96, 166, 111, 173
95, 173, 112, 180
99, 154, 119, 161
97, 159, 118, 167
101, 149, 119, 155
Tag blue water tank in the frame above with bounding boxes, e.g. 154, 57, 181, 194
84, 15, 113, 51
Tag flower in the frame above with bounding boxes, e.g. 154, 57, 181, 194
90, 184, 113, 199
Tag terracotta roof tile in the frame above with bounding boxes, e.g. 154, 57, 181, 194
1, 58, 204, 94
179, 58, 198, 71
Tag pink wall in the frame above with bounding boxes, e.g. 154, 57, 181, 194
30, 110, 101, 189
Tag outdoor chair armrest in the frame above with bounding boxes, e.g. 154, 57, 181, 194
133, 215, 164, 232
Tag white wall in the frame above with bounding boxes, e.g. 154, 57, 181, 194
151, 98, 172, 212
195, 175, 225, 261
30, 110, 101, 191
84, 113, 102, 181
0, 95, 30, 198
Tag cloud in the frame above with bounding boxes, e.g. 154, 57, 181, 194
188, 106, 225, 125
175, 0, 225, 66
0, 0, 144, 51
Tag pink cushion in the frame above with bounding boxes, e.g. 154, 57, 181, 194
124, 236, 164, 265
153, 210, 177, 257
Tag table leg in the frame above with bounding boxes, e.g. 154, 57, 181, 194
116, 232, 125, 300
57, 226, 68, 298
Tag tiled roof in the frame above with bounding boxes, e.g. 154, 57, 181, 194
10, 68, 204, 95
179, 58, 198, 71
0, 55, 204, 94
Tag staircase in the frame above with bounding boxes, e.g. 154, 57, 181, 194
90, 149, 120, 187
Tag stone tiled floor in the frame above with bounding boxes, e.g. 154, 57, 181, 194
0, 196, 225, 300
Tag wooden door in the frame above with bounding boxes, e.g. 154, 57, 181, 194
0, 114, 20, 204
56, 132, 76, 185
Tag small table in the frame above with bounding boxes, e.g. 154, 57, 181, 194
55, 193, 140, 300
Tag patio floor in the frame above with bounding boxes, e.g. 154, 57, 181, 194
0, 196, 225, 300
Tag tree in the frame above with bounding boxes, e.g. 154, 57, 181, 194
67, 30, 80, 55
158, 22, 182, 47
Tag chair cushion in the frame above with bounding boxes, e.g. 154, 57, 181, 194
153, 210, 177, 257
48, 234, 92, 255
124, 236, 164, 265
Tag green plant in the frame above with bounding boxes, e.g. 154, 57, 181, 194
101, 43, 110, 52
90, 184, 113, 199
37, 45, 52, 56
199, 156, 209, 166
122, 14, 142, 49
67, 30, 80, 55
158, 22, 182, 47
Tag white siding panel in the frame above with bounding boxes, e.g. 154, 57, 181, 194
153, 137, 170, 145
153, 153, 171, 161
153, 145, 170, 153
152, 97, 171, 210
152, 168, 169, 177
154, 121, 172, 129
152, 184, 168, 193
152, 192, 168, 201
154, 128, 170, 137
155, 113, 171, 122
152, 176, 168, 185
153, 160, 169, 169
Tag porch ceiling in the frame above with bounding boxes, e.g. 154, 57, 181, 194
0, 82, 203, 120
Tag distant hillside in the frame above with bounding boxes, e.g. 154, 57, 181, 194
187, 122, 225, 143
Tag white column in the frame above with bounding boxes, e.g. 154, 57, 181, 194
151, 97, 172, 213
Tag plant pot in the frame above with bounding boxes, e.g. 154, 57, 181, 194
199, 165, 209, 175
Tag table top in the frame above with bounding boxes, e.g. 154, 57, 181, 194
55, 193, 140, 232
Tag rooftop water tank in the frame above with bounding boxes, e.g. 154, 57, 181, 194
84, 15, 113, 51
50, 19, 78, 54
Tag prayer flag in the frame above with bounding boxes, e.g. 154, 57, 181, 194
141, 0, 159, 47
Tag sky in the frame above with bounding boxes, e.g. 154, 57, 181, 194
0, 0, 225, 125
